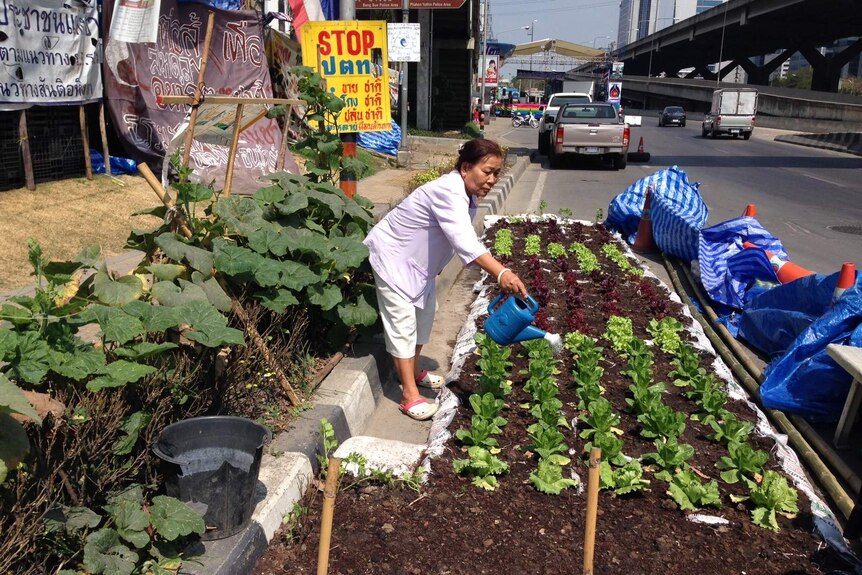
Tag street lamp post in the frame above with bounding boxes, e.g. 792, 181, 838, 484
525, 21, 536, 100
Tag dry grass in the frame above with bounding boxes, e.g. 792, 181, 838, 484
0, 175, 163, 292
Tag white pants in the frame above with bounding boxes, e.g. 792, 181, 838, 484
373, 271, 437, 359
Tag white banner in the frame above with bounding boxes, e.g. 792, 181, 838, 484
0, 0, 102, 107
110, 0, 161, 44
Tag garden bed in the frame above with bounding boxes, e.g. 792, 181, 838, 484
253, 217, 857, 575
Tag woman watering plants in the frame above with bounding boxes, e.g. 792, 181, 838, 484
364, 138, 527, 421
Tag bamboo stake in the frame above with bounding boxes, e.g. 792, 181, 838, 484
223, 103, 244, 196
98, 102, 111, 176
181, 11, 216, 172
316, 457, 342, 575
137, 162, 302, 406
79, 105, 93, 180
275, 104, 293, 171
583, 447, 601, 575
19, 110, 35, 190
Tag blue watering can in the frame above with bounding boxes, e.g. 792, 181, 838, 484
485, 293, 563, 354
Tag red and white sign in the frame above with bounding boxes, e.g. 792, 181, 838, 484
482, 55, 498, 87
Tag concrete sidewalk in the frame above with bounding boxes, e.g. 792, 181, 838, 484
180, 117, 529, 574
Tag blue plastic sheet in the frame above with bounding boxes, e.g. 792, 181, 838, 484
605, 165, 708, 262
357, 121, 402, 157
697, 217, 785, 309
90, 150, 138, 176
760, 275, 862, 421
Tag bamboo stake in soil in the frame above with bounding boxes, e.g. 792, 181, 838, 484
222, 103, 244, 197
317, 457, 342, 575
181, 11, 216, 171
19, 110, 35, 190
583, 447, 602, 575
79, 105, 92, 180
137, 162, 302, 405
98, 102, 111, 177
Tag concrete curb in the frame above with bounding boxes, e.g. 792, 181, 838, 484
774, 132, 862, 157
181, 148, 533, 575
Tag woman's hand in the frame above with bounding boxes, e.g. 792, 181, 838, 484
498, 268, 527, 297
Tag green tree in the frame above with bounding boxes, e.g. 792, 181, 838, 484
840, 75, 862, 96
774, 67, 812, 90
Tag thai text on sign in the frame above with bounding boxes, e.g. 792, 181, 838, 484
301, 21, 392, 133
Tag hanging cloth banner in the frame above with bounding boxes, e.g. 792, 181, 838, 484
103, 0, 299, 191
0, 0, 102, 109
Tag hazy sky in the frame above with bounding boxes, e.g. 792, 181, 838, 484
488, 0, 620, 80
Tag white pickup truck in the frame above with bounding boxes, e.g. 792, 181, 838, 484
548, 102, 630, 170
701, 88, 758, 139
537, 92, 592, 155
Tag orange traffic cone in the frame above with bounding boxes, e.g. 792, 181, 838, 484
832, 262, 856, 303
742, 204, 757, 217
636, 136, 645, 154
633, 187, 658, 254
742, 241, 814, 284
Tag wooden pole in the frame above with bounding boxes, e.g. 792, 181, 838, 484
98, 102, 111, 176
223, 103, 244, 196
79, 105, 93, 180
19, 110, 35, 190
583, 447, 602, 575
181, 11, 216, 172
316, 457, 342, 575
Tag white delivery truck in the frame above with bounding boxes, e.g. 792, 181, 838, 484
701, 88, 758, 140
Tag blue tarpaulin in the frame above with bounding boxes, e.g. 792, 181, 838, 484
90, 150, 138, 176
605, 166, 708, 262
358, 121, 402, 157
759, 274, 862, 420
697, 217, 785, 309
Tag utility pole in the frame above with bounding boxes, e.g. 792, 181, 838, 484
400, 0, 410, 154
479, 0, 488, 134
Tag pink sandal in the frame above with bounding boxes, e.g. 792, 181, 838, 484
399, 398, 438, 421
415, 370, 445, 389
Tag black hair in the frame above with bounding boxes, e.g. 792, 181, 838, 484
455, 138, 503, 171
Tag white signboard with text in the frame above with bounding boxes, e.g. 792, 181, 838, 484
387, 23, 420, 62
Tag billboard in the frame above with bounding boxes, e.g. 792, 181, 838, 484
301, 20, 392, 133
482, 55, 498, 87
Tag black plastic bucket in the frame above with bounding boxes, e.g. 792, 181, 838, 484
153, 416, 272, 540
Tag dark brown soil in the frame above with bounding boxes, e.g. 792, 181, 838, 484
253, 219, 857, 575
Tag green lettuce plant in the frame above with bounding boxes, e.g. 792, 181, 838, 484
667, 469, 722, 511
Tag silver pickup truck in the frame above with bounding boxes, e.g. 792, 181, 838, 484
537, 92, 592, 155
548, 102, 630, 170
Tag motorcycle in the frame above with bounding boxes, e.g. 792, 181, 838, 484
511, 113, 539, 128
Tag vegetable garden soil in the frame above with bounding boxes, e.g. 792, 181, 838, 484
253, 219, 857, 575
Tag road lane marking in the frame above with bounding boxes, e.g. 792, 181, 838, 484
526, 172, 547, 214
795, 171, 846, 188
784, 221, 813, 235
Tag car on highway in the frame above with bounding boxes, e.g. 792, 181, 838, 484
658, 106, 686, 127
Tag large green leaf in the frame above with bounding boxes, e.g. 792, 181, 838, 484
92, 267, 144, 306
76, 244, 104, 267
307, 284, 342, 311
64, 506, 103, 533
87, 361, 158, 392
283, 228, 329, 256
257, 288, 300, 313
155, 234, 214, 274
112, 410, 152, 456
151, 281, 208, 308
147, 263, 187, 282
0, 330, 18, 361
110, 499, 151, 548
342, 198, 374, 227
213, 196, 265, 236
280, 260, 320, 290
52, 347, 106, 381
112, 341, 177, 361
246, 223, 286, 256
13, 331, 52, 384
149, 495, 206, 540
213, 244, 266, 277
337, 294, 378, 327
174, 300, 245, 348
275, 191, 309, 217
80, 305, 145, 344
253, 184, 286, 205
83, 528, 138, 575
0, 412, 30, 483
327, 236, 369, 272
191, 273, 233, 313
305, 188, 344, 220
0, 373, 40, 422
123, 301, 181, 333
0, 303, 32, 326
251, 258, 284, 288
269, 171, 310, 194
174, 181, 214, 203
